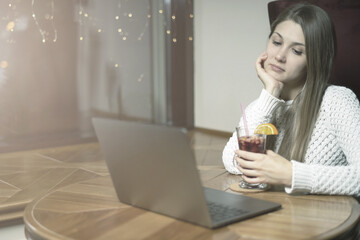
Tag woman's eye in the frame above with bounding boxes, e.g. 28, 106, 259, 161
293, 49, 303, 55
272, 40, 281, 46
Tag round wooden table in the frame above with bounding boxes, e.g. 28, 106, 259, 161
0, 142, 107, 226
0, 131, 358, 239
23, 170, 360, 240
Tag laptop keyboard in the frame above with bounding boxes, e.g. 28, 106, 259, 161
207, 201, 249, 222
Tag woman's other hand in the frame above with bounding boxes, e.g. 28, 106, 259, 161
256, 52, 284, 98
234, 149, 292, 187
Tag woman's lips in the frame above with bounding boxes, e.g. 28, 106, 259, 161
270, 64, 285, 72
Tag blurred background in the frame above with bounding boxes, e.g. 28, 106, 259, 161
0, 0, 195, 152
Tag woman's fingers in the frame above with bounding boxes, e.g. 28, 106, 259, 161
255, 52, 284, 98
256, 54, 268, 77
235, 152, 261, 178
241, 175, 263, 184
235, 149, 292, 186
235, 149, 263, 162
237, 164, 259, 177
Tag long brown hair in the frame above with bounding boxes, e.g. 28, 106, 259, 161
268, 3, 337, 162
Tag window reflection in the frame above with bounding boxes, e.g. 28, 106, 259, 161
0, 0, 170, 151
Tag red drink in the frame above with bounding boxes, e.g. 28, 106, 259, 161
237, 135, 266, 183
238, 135, 266, 153
236, 126, 268, 189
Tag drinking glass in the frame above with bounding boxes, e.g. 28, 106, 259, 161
235, 126, 268, 189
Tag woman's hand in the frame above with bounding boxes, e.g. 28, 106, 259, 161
256, 52, 284, 98
234, 149, 292, 186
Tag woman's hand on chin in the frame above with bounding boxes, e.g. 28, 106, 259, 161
256, 52, 284, 98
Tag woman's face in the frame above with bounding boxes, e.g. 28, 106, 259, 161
264, 20, 307, 87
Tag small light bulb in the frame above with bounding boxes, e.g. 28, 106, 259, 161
0, 61, 8, 69
6, 21, 15, 31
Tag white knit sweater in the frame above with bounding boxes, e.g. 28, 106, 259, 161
222, 85, 360, 197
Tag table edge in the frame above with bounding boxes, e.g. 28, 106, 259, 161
315, 197, 360, 239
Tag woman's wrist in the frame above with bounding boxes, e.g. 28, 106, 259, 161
283, 161, 293, 187
265, 86, 282, 99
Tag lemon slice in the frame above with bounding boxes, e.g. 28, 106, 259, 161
254, 123, 278, 135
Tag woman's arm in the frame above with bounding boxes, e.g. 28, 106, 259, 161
222, 89, 284, 174
286, 87, 360, 196
222, 53, 286, 174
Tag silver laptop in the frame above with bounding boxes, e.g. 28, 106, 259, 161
92, 118, 281, 228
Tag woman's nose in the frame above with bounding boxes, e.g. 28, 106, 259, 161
275, 49, 286, 62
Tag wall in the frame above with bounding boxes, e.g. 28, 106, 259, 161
194, 0, 273, 132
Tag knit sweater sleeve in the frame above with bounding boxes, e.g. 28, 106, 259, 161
222, 89, 284, 174
285, 87, 360, 196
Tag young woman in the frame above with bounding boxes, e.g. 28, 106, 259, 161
222, 3, 360, 197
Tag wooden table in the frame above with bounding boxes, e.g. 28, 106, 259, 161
22, 151, 360, 239
22, 166, 360, 240
0, 142, 107, 227
0, 130, 358, 239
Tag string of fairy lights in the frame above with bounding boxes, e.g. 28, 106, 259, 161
77, 1, 152, 42
31, 0, 57, 43
1, 0, 194, 70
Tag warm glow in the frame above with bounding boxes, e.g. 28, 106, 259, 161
0, 61, 8, 69
6, 21, 15, 31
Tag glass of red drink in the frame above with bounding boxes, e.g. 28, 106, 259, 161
236, 126, 267, 189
